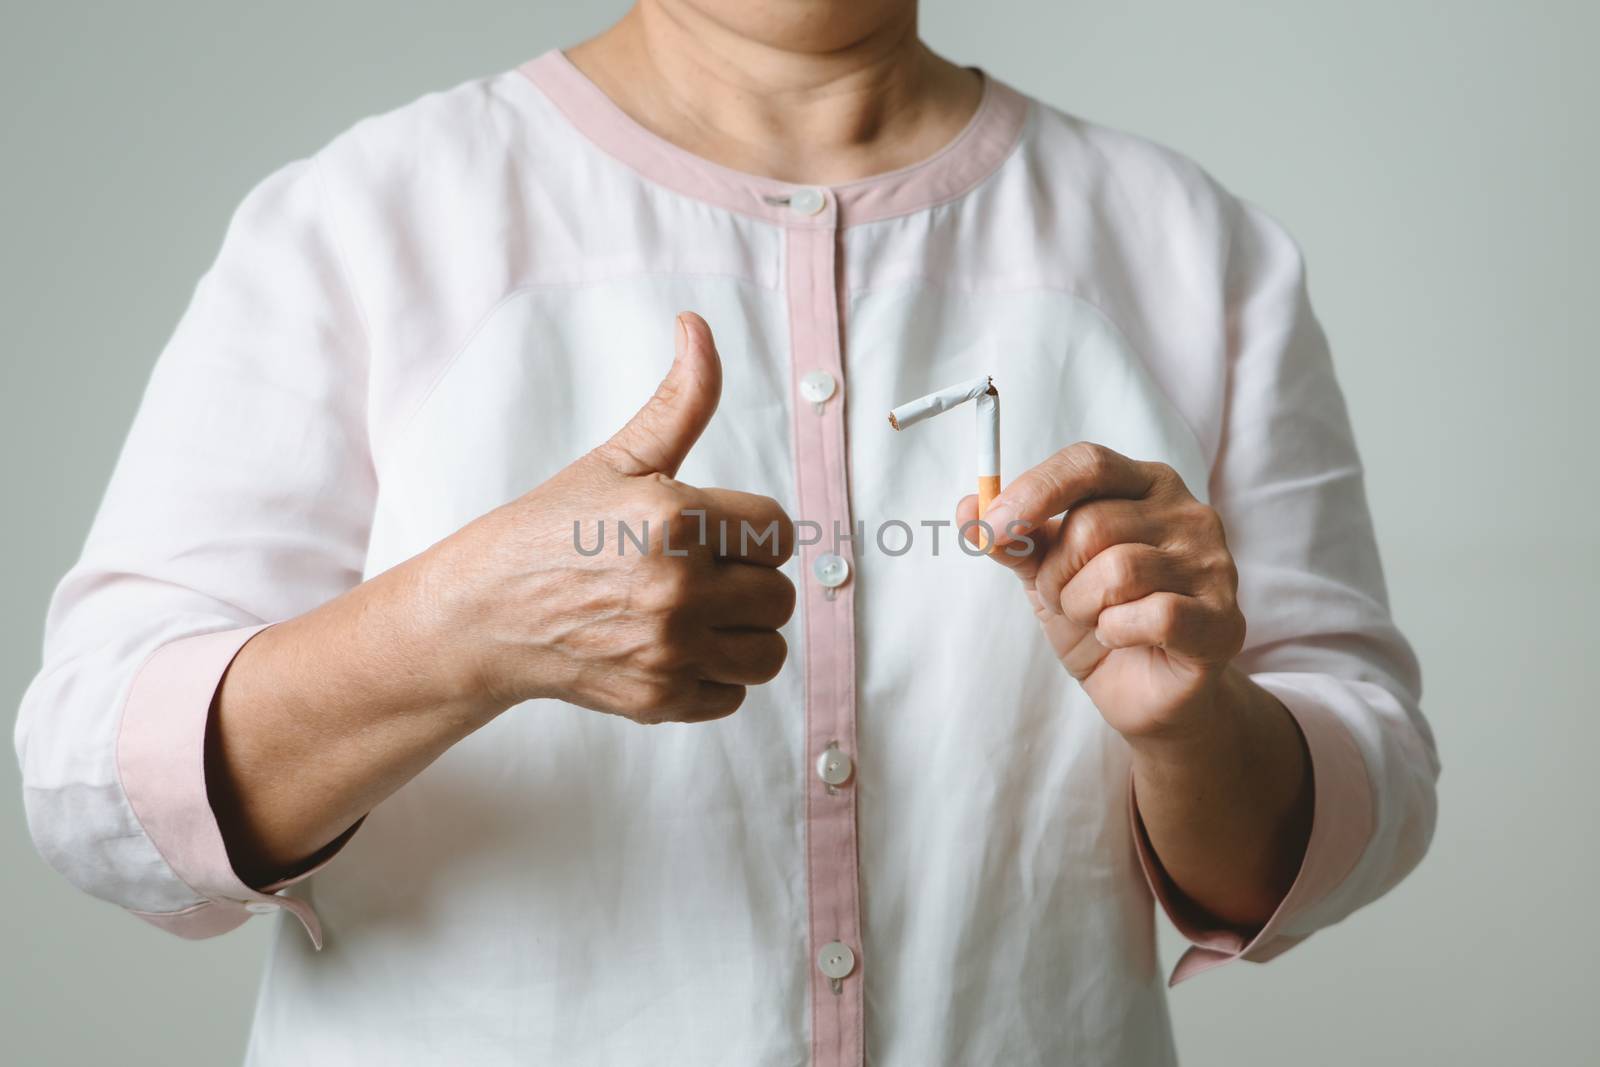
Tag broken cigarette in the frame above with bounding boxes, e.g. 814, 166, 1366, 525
888, 374, 1001, 518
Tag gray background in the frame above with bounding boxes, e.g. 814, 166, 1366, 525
3, 2, 1592, 1063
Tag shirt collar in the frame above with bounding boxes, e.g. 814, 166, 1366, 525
518, 48, 1029, 228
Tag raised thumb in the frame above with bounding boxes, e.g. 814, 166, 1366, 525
598, 311, 722, 477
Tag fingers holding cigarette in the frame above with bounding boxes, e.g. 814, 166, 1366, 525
899, 400, 1235, 663
962, 439, 1245, 678
979, 443, 1166, 547
955, 493, 1050, 572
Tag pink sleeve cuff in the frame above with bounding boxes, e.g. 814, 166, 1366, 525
115, 625, 348, 948
1131, 677, 1375, 985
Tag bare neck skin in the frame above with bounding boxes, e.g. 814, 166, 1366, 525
566, 0, 983, 185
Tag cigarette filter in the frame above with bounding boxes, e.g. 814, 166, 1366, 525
888, 375, 1002, 518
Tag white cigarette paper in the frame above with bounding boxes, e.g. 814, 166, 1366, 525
887, 375, 993, 431
888, 375, 1002, 518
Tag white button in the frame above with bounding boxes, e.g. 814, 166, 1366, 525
817, 941, 856, 980
816, 746, 853, 787
800, 369, 837, 405
790, 187, 827, 216
244, 902, 279, 915
812, 553, 849, 589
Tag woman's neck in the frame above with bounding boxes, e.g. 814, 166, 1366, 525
566, 0, 982, 185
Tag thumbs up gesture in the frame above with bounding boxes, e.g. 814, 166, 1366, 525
429, 312, 796, 723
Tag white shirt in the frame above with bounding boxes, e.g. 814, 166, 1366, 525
15, 51, 1438, 1066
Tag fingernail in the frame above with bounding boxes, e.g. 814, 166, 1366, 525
1094, 629, 1113, 647
675, 314, 689, 360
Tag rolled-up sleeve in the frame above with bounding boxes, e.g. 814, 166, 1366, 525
13, 155, 374, 945
1134, 197, 1441, 984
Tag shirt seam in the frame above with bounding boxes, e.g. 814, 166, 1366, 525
380, 271, 779, 466
846, 276, 1218, 473
310, 153, 375, 342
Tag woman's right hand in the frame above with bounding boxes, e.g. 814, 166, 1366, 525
420, 311, 796, 724
209, 312, 792, 883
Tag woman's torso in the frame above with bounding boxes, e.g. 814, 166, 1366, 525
246, 50, 1239, 1066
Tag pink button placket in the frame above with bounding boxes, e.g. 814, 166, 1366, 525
784, 190, 865, 1067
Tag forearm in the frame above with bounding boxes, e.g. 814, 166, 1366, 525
206, 548, 508, 887
1129, 667, 1314, 930
203, 314, 785, 889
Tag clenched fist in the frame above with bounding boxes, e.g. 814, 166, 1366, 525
426, 312, 796, 724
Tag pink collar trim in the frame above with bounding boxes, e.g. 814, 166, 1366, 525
518, 49, 1029, 228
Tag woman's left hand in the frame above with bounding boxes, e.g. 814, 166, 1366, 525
959, 441, 1247, 743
